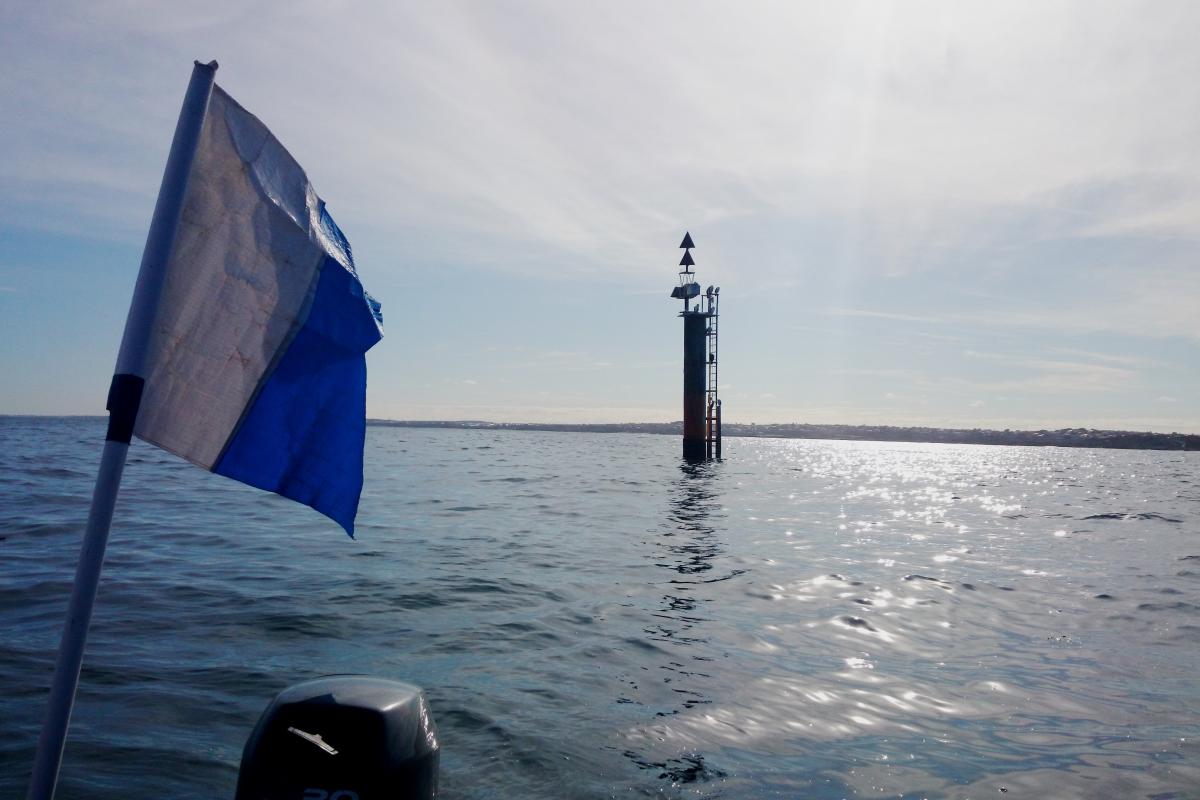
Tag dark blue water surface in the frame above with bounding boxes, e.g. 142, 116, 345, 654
1, 417, 1198, 798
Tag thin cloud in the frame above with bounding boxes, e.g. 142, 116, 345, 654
824, 308, 951, 325
960, 350, 1138, 393
1047, 347, 1158, 367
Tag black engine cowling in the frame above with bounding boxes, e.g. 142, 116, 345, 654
235, 676, 439, 800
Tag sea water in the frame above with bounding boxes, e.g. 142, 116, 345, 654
1, 416, 1197, 798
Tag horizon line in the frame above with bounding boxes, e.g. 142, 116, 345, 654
2, 414, 1196, 437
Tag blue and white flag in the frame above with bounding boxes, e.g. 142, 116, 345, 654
134, 86, 383, 535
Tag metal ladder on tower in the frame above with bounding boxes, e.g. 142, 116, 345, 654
705, 289, 719, 458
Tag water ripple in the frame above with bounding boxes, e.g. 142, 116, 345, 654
0, 419, 1196, 798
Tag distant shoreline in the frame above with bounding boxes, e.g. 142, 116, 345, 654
1, 417, 1194, 451
368, 419, 1199, 451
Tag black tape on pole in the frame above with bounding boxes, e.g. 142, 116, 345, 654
105, 374, 145, 443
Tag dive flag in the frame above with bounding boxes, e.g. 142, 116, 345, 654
133, 86, 383, 535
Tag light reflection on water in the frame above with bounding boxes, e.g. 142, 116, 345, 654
0, 419, 1197, 798
623, 439, 1198, 798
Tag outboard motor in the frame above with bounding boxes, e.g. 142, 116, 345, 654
236, 676, 439, 799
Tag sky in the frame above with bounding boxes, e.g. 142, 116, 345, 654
1, 1, 1197, 432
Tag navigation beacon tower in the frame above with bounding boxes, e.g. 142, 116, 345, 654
669, 232, 721, 460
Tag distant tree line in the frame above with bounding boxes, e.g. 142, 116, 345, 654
368, 420, 1199, 451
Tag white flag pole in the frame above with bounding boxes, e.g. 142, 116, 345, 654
27, 60, 218, 800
